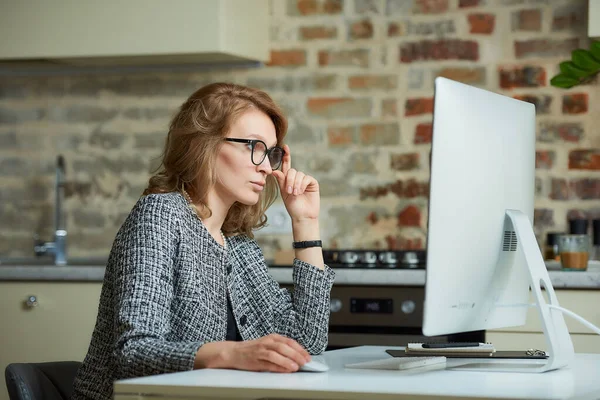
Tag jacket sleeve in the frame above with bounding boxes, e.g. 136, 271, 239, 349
110, 195, 203, 378
240, 240, 335, 355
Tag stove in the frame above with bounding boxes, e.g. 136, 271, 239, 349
323, 249, 426, 269
282, 248, 484, 350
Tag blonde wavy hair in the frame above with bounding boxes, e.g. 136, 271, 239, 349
144, 82, 288, 238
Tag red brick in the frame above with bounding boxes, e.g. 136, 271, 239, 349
318, 49, 370, 67
534, 209, 554, 229
366, 211, 378, 225
299, 25, 337, 40
514, 38, 579, 59
391, 153, 420, 171
569, 150, 600, 170
308, 97, 372, 118
348, 75, 397, 90
566, 209, 592, 221
539, 122, 583, 143
382, 99, 397, 116
290, 0, 343, 15
571, 179, 600, 200
268, 50, 306, 66
459, 0, 480, 7
405, 97, 434, 116
388, 23, 401, 36
499, 66, 546, 89
513, 94, 552, 114
550, 178, 569, 200
359, 179, 429, 200
436, 67, 486, 84
535, 150, 555, 169
562, 93, 588, 114
398, 205, 422, 227
400, 40, 479, 63
468, 13, 495, 34
414, 0, 449, 14
349, 19, 373, 40
512, 9, 542, 31
327, 126, 355, 146
552, 4, 586, 31
414, 123, 432, 144
360, 123, 400, 145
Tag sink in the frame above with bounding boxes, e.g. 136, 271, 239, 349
0, 257, 108, 267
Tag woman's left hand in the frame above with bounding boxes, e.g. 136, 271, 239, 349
272, 145, 320, 221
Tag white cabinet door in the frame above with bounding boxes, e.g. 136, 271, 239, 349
0, 282, 102, 400
487, 290, 600, 354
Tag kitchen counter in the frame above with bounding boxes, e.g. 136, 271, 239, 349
1, 261, 599, 289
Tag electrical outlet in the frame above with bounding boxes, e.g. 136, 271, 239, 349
259, 203, 291, 234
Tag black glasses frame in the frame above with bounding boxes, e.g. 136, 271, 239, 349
224, 138, 285, 169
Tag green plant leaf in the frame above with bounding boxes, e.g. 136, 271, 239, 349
590, 41, 600, 62
559, 61, 589, 79
550, 74, 580, 88
571, 49, 600, 72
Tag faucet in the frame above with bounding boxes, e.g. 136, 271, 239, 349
34, 155, 67, 265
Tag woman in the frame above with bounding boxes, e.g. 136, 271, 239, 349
72, 83, 335, 400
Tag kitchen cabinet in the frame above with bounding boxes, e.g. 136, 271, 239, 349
0, 0, 269, 66
591, 0, 600, 38
487, 290, 600, 354
0, 282, 102, 400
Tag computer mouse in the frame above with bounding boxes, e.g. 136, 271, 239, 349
298, 359, 329, 372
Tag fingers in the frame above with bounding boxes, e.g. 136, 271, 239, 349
281, 144, 291, 174
285, 169, 298, 195
260, 349, 300, 372
281, 335, 311, 362
276, 169, 316, 196
255, 334, 310, 373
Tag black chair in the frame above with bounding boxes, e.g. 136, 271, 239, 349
5, 361, 81, 400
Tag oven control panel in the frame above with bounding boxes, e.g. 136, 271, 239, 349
328, 286, 424, 327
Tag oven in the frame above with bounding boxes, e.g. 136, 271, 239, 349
282, 249, 484, 350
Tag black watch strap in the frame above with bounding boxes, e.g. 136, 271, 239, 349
292, 240, 322, 249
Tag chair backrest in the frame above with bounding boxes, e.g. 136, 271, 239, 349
5, 361, 81, 400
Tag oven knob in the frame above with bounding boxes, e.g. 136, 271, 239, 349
330, 298, 342, 313
401, 300, 416, 314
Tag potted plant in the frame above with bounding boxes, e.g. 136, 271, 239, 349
550, 41, 600, 88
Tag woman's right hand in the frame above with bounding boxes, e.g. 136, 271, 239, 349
226, 333, 311, 373
195, 333, 311, 373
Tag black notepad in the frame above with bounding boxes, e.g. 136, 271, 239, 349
386, 349, 549, 359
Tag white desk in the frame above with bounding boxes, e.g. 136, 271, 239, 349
114, 346, 600, 400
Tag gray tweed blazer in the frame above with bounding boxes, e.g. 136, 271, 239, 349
71, 192, 335, 400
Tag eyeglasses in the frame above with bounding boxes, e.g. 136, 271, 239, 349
224, 138, 285, 170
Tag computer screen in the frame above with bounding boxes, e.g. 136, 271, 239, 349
421, 77, 573, 372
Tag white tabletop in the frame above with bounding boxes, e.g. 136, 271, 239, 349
113, 346, 600, 400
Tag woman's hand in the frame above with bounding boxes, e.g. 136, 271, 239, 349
196, 333, 311, 373
272, 145, 320, 221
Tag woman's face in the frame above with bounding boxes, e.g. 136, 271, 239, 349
214, 108, 278, 206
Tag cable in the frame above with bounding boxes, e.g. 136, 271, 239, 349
547, 304, 600, 336
496, 302, 600, 336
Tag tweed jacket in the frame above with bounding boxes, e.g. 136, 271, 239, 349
71, 192, 335, 400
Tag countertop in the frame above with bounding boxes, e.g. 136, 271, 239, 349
113, 345, 600, 400
1, 261, 599, 289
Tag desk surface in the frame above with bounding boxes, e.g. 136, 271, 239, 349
114, 346, 600, 400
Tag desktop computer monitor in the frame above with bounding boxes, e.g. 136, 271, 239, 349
422, 77, 574, 372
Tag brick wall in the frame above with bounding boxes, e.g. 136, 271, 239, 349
0, 0, 598, 260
